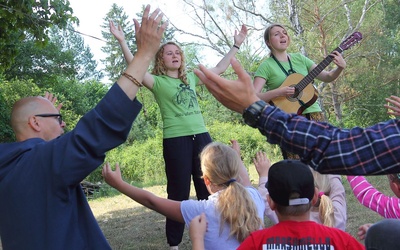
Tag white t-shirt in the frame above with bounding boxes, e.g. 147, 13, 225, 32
180, 187, 265, 250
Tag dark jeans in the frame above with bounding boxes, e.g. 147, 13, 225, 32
365, 219, 400, 250
163, 132, 211, 246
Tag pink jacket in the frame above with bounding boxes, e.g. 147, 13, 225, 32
347, 175, 400, 218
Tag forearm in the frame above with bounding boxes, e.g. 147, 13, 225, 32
116, 51, 152, 100
210, 46, 240, 75
113, 180, 185, 222
257, 89, 281, 102
119, 40, 134, 64
258, 106, 400, 175
325, 66, 344, 82
191, 237, 205, 250
238, 161, 252, 187
258, 176, 279, 224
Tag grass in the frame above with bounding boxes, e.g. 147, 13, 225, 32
88, 167, 391, 250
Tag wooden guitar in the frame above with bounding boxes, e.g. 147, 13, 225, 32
270, 31, 363, 115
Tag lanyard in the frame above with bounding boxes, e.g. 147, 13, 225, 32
271, 54, 296, 76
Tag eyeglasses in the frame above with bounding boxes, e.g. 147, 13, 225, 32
35, 113, 63, 125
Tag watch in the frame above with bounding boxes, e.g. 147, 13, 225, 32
242, 100, 268, 128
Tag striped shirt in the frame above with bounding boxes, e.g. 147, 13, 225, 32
347, 175, 400, 218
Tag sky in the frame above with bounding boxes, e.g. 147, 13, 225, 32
68, 0, 198, 81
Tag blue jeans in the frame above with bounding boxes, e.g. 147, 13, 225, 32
365, 219, 400, 250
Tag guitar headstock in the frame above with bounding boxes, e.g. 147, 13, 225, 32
340, 32, 362, 51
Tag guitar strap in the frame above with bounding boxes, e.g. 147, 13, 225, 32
271, 54, 296, 76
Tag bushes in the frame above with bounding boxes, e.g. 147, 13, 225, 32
89, 122, 282, 186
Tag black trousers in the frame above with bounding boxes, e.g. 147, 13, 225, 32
163, 132, 211, 246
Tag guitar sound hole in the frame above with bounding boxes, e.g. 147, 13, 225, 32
286, 86, 302, 102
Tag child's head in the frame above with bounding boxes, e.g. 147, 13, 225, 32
151, 41, 188, 84
267, 160, 316, 215
387, 174, 400, 198
200, 142, 263, 242
200, 142, 240, 185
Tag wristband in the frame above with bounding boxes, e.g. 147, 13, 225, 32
233, 44, 240, 50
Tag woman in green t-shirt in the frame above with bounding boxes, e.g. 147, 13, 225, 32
110, 20, 247, 249
254, 23, 346, 159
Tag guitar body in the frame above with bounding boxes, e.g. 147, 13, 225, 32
267, 31, 362, 115
270, 73, 319, 115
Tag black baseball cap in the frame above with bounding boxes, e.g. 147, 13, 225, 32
266, 160, 315, 206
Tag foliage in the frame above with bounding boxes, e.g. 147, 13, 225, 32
87, 121, 282, 185
0, 76, 42, 142
101, 3, 136, 82
0, 0, 77, 70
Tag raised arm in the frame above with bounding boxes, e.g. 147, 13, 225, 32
253, 151, 278, 224
109, 20, 134, 64
102, 162, 184, 222
111, 11, 156, 90
230, 139, 252, 187
200, 25, 247, 80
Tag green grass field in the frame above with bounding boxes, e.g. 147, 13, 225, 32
88, 169, 391, 250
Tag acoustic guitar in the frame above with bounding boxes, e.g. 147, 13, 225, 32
270, 31, 363, 115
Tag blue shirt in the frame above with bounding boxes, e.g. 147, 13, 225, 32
0, 84, 142, 250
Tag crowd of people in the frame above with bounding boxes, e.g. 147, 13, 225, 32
1, 4, 400, 250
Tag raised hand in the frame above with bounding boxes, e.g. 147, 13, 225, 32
109, 20, 125, 43
230, 139, 241, 157
43, 92, 62, 111
194, 58, 260, 113
102, 162, 123, 189
233, 24, 248, 47
133, 5, 167, 59
253, 151, 271, 178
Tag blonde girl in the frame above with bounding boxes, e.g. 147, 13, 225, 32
102, 142, 264, 250
310, 169, 347, 230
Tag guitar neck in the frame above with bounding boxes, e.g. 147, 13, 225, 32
297, 47, 344, 91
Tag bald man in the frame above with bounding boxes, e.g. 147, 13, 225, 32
0, 5, 167, 250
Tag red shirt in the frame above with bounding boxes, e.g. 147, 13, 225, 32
238, 220, 364, 250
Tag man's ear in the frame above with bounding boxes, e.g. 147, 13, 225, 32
267, 195, 276, 211
311, 187, 319, 206
28, 116, 41, 132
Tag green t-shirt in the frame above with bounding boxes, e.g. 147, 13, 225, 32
151, 72, 208, 139
255, 53, 321, 114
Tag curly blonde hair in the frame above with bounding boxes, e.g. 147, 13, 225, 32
200, 142, 263, 242
151, 41, 188, 85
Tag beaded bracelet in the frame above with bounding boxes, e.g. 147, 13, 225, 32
122, 72, 143, 87
233, 44, 240, 50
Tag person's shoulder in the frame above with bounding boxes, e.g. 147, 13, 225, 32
289, 52, 307, 59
